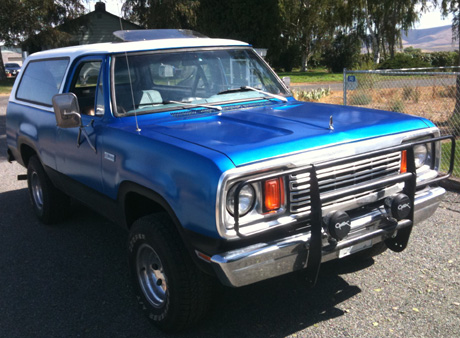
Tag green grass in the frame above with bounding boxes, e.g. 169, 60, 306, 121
0, 78, 15, 95
441, 140, 460, 178
277, 69, 343, 84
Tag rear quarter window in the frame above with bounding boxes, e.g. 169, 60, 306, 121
16, 58, 69, 106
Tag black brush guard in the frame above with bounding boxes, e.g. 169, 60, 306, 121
231, 135, 456, 286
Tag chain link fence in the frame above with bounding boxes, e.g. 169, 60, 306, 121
343, 67, 459, 178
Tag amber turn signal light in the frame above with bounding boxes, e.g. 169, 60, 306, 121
400, 150, 407, 173
264, 178, 284, 212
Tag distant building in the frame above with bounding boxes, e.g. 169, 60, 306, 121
24, 2, 141, 53
1, 46, 23, 66
62, 2, 142, 45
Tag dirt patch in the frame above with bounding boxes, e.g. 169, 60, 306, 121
309, 86, 457, 124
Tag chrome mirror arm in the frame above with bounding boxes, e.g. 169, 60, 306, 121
76, 120, 97, 153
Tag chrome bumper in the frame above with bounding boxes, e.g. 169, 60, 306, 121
210, 186, 445, 287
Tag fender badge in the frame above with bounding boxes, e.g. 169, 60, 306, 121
104, 152, 116, 162
329, 115, 334, 130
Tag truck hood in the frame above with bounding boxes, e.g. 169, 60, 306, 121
139, 101, 433, 167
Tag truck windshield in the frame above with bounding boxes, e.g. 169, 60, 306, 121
112, 48, 288, 116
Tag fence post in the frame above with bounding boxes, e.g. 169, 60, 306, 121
343, 68, 347, 105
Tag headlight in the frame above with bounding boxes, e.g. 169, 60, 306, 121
226, 184, 255, 216
414, 144, 428, 168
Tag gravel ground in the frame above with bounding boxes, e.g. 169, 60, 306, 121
0, 95, 459, 337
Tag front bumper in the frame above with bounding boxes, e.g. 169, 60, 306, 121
210, 185, 445, 287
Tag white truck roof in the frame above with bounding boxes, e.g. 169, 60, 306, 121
26, 38, 250, 62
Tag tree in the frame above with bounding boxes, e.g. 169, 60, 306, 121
123, 0, 199, 29
324, 31, 362, 73
0, 0, 85, 80
279, 0, 344, 71
197, 0, 281, 65
384, 1, 420, 58
352, 0, 423, 64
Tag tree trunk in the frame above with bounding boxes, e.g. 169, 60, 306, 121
300, 40, 310, 72
372, 39, 380, 64
0, 47, 6, 81
301, 52, 308, 72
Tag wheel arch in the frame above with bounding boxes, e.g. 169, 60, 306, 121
19, 140, 39, 167
118, 181, 216, 277
118, 181, 179, 230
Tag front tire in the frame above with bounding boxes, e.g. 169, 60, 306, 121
27, 156, 70, 224
128, 213, 214, 332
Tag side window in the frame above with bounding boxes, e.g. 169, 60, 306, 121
16, 59, 69, 106
70, 61, 102, 116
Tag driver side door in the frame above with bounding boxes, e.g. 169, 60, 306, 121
55, 56, 106, 193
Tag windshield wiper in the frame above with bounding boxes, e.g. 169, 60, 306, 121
164, 100, 222, 111
217, 86, 288, 102
138, 100, 222, 111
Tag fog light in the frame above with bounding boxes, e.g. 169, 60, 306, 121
385, 194, 411, 220
324, 211, 351, 241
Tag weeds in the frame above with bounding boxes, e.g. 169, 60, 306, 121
438, 85, 455, 98
293, 87, 332, 101
389, 99, 405, 112
349, 92, 372, 105
413, 87, 421, 103
402, 86, 413, 101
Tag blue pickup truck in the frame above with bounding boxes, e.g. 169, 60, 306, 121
6, 30, 454, 331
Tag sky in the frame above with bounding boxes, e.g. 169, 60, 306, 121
87, 0, 454, 31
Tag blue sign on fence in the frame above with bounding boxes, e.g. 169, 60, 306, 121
346, 75, 358, 90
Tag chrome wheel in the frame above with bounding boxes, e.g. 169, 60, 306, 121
136, 243, 167, 308
30, 171, 44, 211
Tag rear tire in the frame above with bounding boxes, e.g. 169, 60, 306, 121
27, 156, 70, 224
128, 213, 214, 332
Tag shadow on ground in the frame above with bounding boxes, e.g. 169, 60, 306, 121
0, 187, 373, 338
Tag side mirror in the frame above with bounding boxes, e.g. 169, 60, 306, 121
52, 93, 82, 128
282, 76, 291, 89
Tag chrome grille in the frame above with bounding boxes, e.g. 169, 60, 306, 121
289, 152, 401, 214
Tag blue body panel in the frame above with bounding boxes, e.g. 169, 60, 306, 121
100, 117, 235, 237
144, 100, 433, 167
6, 102, 58, 169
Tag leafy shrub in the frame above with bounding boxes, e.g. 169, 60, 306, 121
430, 51, 458, 67
378, 53, 431, 69
355, 54, 378, 70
